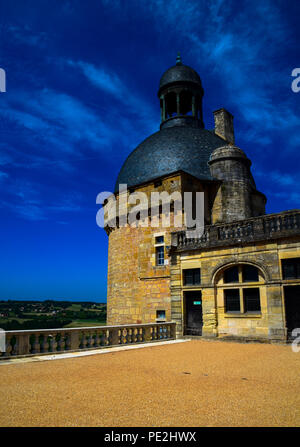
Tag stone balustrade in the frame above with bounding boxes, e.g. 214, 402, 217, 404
0, 322, 176, 359
172, 210, 300, 251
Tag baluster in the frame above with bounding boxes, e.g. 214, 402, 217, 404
48, 334, 57, 352
31, 333, 41, 354
293, 214, 298, 229
94, 331, 100, 347
57, 332, 65, 351
5, 335, 13, 356
127, 328, 133, 343
121, 328, 128, 344
86, 332, 93, 348
136, 328, 140, 342
118, 329, 122, 344
11, 335, 19, 356
166, 325, 171, 339
158, 325, 163, 339
91, 331, 96, 348
99, 330, 105, 346
130, 328, 136, 343
65, 333, 71, 350
91, 332, 96, 348
104, 329, 110, 346
81, 332, 88, 350
40, 335, 48, 353
139, 327, 144, 342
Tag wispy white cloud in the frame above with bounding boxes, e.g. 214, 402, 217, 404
256, 169, 298, 187
68, 60, 124, 97
7, 24, 48, 48
140, 0, 299, 139
0, 88, 121, 156
0, 179, 83, 222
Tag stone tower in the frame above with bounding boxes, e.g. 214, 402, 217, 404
105, 55, 266, 326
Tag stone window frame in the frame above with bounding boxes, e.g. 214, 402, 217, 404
281, 257, 300, 280
153, 232, 167, 267
219, 264, 263, 316
182, 268, 201, 286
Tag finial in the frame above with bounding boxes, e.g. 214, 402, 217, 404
176, 52, 182, 65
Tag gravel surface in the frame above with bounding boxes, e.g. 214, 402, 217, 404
0, 340, 300, 427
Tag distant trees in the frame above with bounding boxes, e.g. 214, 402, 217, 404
0, 317, 73, 331
0, 300, 107, 330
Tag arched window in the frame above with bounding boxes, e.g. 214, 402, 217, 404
217, 264, 263, 314
179, 90, 193, 116
165, 92, 177, 118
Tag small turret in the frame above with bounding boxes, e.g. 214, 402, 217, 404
208, 145, 266, 223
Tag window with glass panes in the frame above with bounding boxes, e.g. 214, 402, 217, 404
222, 265, 262, 314
224, 289, 240, 312
282, 258, 300, 279
183, 268, 201, 286
155, 235, 165, 266
243, 288, 261, 312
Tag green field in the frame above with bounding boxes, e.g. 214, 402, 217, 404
0, 300, 107, 330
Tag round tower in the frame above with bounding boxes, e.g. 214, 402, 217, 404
208, 145, 266, 222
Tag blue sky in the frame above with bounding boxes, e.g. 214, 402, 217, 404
0, 0, 299, 301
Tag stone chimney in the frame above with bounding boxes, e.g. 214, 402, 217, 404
213, 108, 235, 144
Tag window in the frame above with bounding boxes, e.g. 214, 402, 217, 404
243, 265, 259, 282
243, 288, 261, 312
156, 246, 164, 266
282, 258, 300, 279
183, 268, 201, 286
220, 264, 263, 314
224, 266, 239, 283
155, 235, 165, 266
224, 289, 240, 312
156, 310, 166, 320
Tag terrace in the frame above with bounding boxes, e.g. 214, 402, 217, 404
0, 339, 300, 427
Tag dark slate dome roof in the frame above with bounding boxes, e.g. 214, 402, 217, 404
159, 64, 202, 91
114, 126, 225, 192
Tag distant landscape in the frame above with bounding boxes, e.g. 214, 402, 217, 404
0, 300, 107, 330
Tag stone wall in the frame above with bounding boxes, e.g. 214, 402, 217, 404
170, 238, 300, 341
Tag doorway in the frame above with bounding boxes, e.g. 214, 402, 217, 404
184, 291, 203, 336
284, 286, 300, 338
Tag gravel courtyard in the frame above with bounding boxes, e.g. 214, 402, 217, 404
0, 339, 300, 427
